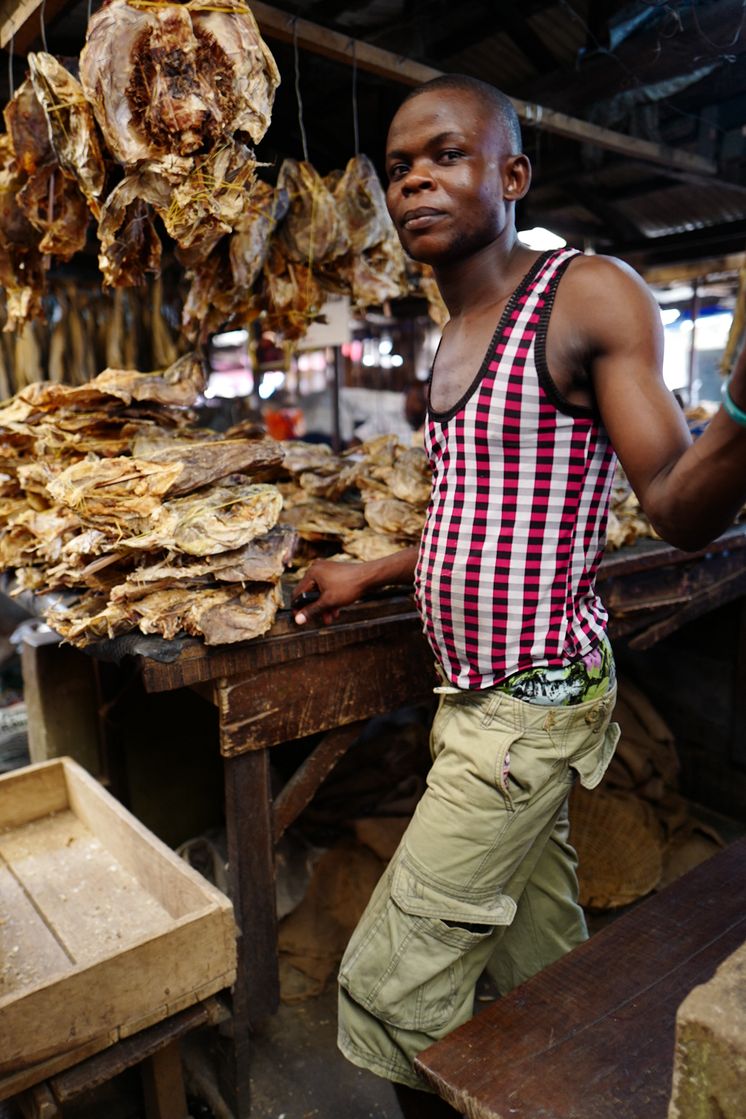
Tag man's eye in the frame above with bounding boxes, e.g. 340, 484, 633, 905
440, 150, 463, 162
389, 164, 408, 179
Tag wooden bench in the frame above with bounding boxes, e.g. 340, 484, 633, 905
414, 836, 746, 1119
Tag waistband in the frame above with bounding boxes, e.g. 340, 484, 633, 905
434, 662, 616, 733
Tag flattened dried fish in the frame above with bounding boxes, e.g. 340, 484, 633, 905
363, 497, 425, 540
80, 0, 279, 167
122, 482, 283, 556
27, 52, 105, 212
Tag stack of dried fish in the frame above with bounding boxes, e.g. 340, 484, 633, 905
0, 352, 298, 646
279, 434, 430, 572
605, 465, 659, 551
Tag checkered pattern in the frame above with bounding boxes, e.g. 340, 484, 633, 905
415, 248, 617, 690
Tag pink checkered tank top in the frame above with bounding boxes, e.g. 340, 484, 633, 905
415, 247, 617, 691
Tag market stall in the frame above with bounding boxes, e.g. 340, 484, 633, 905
11, 518, 746, 1114
2, 0, 746, 1117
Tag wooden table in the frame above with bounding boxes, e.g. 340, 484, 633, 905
18, 524, 746, 1115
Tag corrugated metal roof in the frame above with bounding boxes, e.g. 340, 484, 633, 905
616, 182, 746, 239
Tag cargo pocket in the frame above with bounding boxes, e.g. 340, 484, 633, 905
571, 720, 621, 790
339, 850, 516, 1033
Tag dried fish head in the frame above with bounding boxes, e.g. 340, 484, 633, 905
97, 172, 166, 287
333, 154, 392, 254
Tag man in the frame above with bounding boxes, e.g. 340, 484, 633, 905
293, 75, 746, 1117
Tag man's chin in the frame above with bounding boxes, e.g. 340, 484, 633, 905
402, 241, 450, 266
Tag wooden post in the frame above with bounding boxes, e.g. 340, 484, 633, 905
21, 640, 101, 773
140, 1042, 189, 1119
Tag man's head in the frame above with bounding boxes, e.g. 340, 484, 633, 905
400, 76, 523, 155
385, 74, 531, 267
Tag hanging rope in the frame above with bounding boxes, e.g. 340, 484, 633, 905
7, 31, 14, 99
87, 0, 93, 26
40, 0, 48, 52
351, 39, 360, 156
292, 18, 309, 162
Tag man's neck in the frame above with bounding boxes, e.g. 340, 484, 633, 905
434, 233, 536, 320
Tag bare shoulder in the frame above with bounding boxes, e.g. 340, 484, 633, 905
563, 252, 654, 300
559, 252, 661, 351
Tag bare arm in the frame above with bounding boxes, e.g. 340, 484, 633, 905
568, 256, 746, 551
292, 546, 419, 625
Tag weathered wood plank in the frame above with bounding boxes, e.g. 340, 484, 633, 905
50, 998, 225, 1102
273, 721, 367, 843
140, 596, 422, 692
414, 839, 746, 1119
218, 628, 437, 754
219, 750, 269, 1117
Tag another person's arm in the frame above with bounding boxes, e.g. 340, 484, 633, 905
568, 256, 746, 551
292, 546, 419, 625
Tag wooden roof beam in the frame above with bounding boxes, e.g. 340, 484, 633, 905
0, 0, 718, 177
249, 1, 717, 176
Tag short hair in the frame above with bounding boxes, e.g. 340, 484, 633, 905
400, 74, 522, 155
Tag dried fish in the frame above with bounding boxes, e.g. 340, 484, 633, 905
277, 159, 348, 265
121, 482, 283, 556
80, 0, 279, 168
27, 52, 106, 213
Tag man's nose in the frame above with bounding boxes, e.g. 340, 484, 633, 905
402, 169, 434, 195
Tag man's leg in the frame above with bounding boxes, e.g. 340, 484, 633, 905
337, 689, 574, 1091
485, 797, 587, 993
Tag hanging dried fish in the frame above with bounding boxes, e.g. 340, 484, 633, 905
0, 135, 47, 330
13, 321, 43, 389
230, 180, 289, 290
5, 79, 91, 262
48, 294, 68, 383
160, 139, 258, 256
151, 276, 178, 369
277, 159, 349, 265
260, 240, 325, 343
180, 180, 288, 344
0, 331, 10, 399
27, 52, 106, 215
106, 288, 126, 369
97, 172, 165, 287
80, 0, 279, 170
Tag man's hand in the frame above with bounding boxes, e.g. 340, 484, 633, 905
291, 560, 372, 626
291, 546, 419, 626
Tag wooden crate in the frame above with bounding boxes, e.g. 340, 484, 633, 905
0, 758, 236, 1076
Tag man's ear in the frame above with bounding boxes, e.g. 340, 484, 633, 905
504, 154, 531, 201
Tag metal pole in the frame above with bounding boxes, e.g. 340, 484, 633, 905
332, 346, 342, 451
687, 279, 700, 405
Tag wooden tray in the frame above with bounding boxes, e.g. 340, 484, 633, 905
0, 758, 236, 1076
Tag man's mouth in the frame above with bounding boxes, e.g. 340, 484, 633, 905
401, 208, 445, 230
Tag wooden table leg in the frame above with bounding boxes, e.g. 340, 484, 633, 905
141, 1042, 188, 1119
221, 748, 279, 1117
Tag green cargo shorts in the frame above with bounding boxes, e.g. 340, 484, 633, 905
338, 681, 620, 1089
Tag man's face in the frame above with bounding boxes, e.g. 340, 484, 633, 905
385, 88, 523, 266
